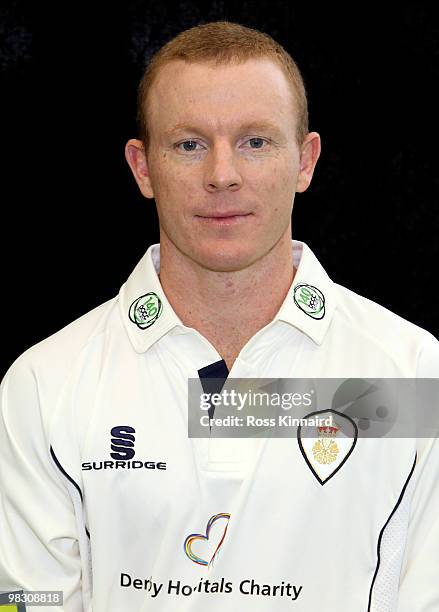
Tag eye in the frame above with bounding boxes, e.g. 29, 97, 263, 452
175, 137, 270, 153
246, 137, 268, 150
176, 140, 202, 152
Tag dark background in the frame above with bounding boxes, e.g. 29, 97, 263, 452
1, 3, 438, 377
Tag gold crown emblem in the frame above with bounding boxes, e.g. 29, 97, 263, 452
317, 424, 339, 437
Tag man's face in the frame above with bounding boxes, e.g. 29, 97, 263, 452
128, 58, 320, 272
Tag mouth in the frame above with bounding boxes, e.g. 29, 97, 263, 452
195, 212, 253, 226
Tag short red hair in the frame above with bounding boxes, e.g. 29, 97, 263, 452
136, 21, 309, 155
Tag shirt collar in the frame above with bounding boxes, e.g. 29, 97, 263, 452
274, 240, 336, 345
119, 239, 337, 353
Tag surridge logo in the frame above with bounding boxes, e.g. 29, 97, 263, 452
81, 424, 167, 471
111, 425, 136, 460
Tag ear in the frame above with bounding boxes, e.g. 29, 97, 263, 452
296, 132, 321, 193
124, 139, 155, 199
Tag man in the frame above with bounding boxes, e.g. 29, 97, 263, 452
0, 20, 438, 612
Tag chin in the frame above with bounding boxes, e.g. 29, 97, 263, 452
193, 246, 257, 273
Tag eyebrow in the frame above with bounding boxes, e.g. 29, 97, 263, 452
164, 120, 284, 138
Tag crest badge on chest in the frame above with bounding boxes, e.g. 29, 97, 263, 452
297, 409, 358, 485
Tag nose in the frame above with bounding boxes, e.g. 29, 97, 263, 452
204, 142, 243, 192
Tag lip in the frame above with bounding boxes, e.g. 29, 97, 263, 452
195, 211, 252, 218
195, 213, 252, 226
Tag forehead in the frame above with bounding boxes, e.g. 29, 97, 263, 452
148, 58, 296, 135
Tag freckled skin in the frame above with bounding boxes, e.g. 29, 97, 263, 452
125, 58, 321, 369
126, 58, 321, 274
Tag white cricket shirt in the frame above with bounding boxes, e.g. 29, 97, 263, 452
1, 239, 438, 612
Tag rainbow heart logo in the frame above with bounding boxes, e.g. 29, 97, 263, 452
184, 513, 231, 567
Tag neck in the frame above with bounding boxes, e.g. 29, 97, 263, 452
158, 232, 296, 370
